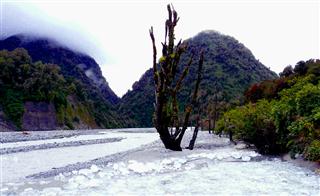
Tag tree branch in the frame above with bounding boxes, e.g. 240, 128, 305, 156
174, 53, 194, 93
149, 27, 158, 90
176, 51, 204, 143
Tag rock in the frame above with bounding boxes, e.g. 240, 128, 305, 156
90, 165, 100, 173
72, 170, 78, 175
22, 102, 58, 131
0, 187, 8, 192
235, 143, 247, 149
39, 181, 49, 185
128, 161, 147, 173
231, 152, 242, 159
217, 154, 224, 160
85, 179, 102, 188
72, 175, 87, 184
241, 156, 251, 162
23, 187, 33, 192
78, 168, 92, 176
42, 187, 62, 195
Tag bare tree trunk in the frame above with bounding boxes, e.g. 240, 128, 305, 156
149, 4, 204, 151
212, 112, 216, 132
208, 116, 211, 134
187, 115, 200, 150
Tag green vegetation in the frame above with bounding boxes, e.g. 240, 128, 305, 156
0, 48, 65, 127
119, 31, 277, 127
217, 59, 320, 161
0, 48, 123, 130
1, 89, 24, 128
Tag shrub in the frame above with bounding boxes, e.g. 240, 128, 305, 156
1, 89, 24, 129
217, 100, 278, 154
218, 65, 320, 158
305, 140, 320, 161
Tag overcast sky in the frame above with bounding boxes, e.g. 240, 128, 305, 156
1, 0, 319, 97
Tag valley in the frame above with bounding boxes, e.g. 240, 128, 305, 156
0, 2, 319, 195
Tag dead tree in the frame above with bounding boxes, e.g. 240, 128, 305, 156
207, 82, 224, 134
187, 107, 201, 150
149, 4, 204, 151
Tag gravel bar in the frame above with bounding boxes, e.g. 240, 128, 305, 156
0, 137, 124, 155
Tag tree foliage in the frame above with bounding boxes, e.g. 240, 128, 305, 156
217, 59, 320, 161
0, 48, 124, 130
0, 48, 75, 128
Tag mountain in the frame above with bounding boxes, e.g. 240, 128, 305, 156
119, 30, 278, 127
0, 31, 278, 130
0, 34, 119, 104
0, 35, 124, 130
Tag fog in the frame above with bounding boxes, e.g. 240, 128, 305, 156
1, 3, 105, 63
1, 0, 319, 96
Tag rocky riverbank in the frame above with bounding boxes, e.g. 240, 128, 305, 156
1, 129, 319, 195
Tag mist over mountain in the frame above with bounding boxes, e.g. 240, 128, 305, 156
0, 34, 119, 104
1, 3, 106, 64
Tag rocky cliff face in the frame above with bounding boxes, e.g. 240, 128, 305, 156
1, 102, 60, 132
0, 35, 119, 104
22, 102, 58, 131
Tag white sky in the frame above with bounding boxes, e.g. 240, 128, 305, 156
1, 0, 319, 97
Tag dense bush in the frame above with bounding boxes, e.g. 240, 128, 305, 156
1, 89, 24, 128
0, 48, 72, 128
217, 60, 320, 161
0, 48, 126, 130
305, 140, 320, 161
216, 100, 279, 154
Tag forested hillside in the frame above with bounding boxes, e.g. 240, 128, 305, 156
0, 48, 124, 130
0, 35, 119, 104
119, 31, 278, 127
0, 31, 280, 130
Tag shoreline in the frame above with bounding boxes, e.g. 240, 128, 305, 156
0, 128, 320, 177
281, 153, 320, 173
1, 130, 319, 195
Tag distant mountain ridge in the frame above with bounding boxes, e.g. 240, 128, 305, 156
119, 30, 278, 127
0, 34, 119, 104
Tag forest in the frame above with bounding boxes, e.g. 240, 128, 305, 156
216, 59, 320, 161
0, 48, 123, 129
119, 30, 277, 128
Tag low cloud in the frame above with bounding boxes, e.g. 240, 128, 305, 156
1, 2, 106, 63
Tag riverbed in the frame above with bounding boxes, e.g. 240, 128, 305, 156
0, 128, 319, 195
